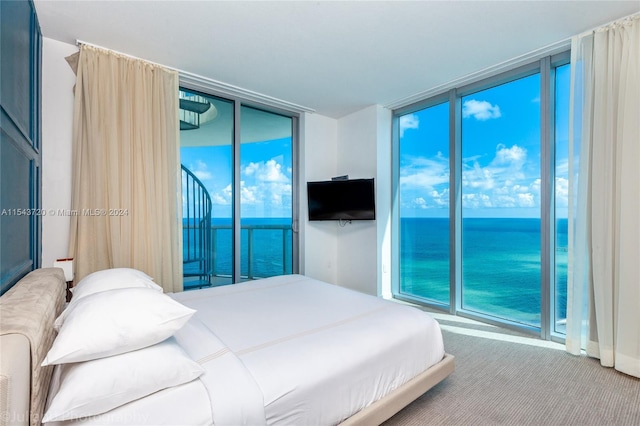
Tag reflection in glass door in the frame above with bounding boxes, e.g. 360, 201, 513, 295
461, 74, 542, 327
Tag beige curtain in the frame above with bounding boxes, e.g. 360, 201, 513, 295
68, 44, 183, 292
566, 15, 640, 378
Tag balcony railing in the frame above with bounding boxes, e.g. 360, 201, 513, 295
182, 222, 292, 288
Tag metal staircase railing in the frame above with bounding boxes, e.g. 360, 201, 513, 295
181, 164, 213, 289
179, 91, 212, 131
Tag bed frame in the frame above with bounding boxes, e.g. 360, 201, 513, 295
0, 268, 66, 426
0, 268, 454, 426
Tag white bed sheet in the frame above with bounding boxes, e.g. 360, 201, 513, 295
171, 274, 445, 425
46, 380, 211, 426
46, 316, 266, 426
49, 275, 444, 426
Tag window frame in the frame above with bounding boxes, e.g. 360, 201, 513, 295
392, 51, 571, 342
178, 84, 301, 285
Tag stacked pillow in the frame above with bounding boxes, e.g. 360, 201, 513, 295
42, 268, 202, 423
53, 268, 163, 331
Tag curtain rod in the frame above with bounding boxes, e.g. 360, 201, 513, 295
74, 39, 316, 115
575, 11, 640, 38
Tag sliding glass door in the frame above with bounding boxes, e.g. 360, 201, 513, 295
239, 106, 294, 282
179, 89, 298, 288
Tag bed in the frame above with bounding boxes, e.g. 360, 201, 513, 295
0, 268, 454, 426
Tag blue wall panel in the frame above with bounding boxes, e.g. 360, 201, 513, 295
0, 0, 42, 294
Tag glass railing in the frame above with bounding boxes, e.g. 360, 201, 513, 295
182, 222, 293, 288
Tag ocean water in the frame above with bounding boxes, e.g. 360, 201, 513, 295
400, 217, 568, 327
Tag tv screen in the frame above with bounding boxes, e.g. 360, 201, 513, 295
307, 178, 375, 221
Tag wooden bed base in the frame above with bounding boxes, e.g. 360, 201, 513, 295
0, 269, 454, 426
340, 353, 455, 426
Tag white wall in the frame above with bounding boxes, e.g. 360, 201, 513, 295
300, 113, 339, 284
41, 38, 78, 267
376, 106, 393, 299
334, 105, 392, 296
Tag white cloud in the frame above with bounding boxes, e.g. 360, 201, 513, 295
244, 163, 258, 176
404, 189, 449, 210
530, 178, 541, 195
412, 197, 427, 209
462, 99, 502, 121
556, 158, 569, 176
517, 193, 535, 207
400, 153, 451, 210
207, 159, 292, 211
463, 161, 495, 191
243, 159, 288, 183
431, 189, 449, 206
399, 113, 419, 137
241, 182, 259, 204
491, 144, 526, 167
400, 155, 449, 190
555, 177, 569, 207
191, 160, 213, 181
458, 144, 542, 210
462, 193, 493, 209
401, 143, 549, 213
211, 184, 232, 205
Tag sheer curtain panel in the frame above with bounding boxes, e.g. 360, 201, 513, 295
68, 44, 182, 292
566, 15, 640, 378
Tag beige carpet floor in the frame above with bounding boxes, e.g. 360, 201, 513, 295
382, 312, 640, 426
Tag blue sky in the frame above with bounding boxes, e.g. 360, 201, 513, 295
399, 66, 570, 218
180, 138, 293, 219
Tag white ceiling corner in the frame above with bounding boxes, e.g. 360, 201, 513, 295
34, 1, 640, 119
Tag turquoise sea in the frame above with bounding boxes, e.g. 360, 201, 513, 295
400, 217, 568, 327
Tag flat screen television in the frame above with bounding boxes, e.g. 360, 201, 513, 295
307, 178, 375, 221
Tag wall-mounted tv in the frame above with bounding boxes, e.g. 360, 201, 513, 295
307, 178, 375, 221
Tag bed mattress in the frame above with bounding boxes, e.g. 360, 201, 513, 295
48, 274, 445, 425
172, 274, 445, 425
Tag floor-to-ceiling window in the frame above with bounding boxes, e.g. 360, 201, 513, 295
398, 101, 450, 306
394, 53, 570, 340
461, 74, 541, 328
179, 88, 298, 288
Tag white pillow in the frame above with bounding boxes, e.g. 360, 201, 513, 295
72, 267, 159, 299
55, 268, 162, 331
42, 337, 205, 422
43, 288, 196, 365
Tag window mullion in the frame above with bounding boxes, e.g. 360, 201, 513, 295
540, 56, 553, 340
449, 89, 462, 315
232, 101, 242, 283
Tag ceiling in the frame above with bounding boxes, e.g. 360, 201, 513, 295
34, 1, 639, 119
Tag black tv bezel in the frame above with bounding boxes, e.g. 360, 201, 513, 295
306, 178, 376, 221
